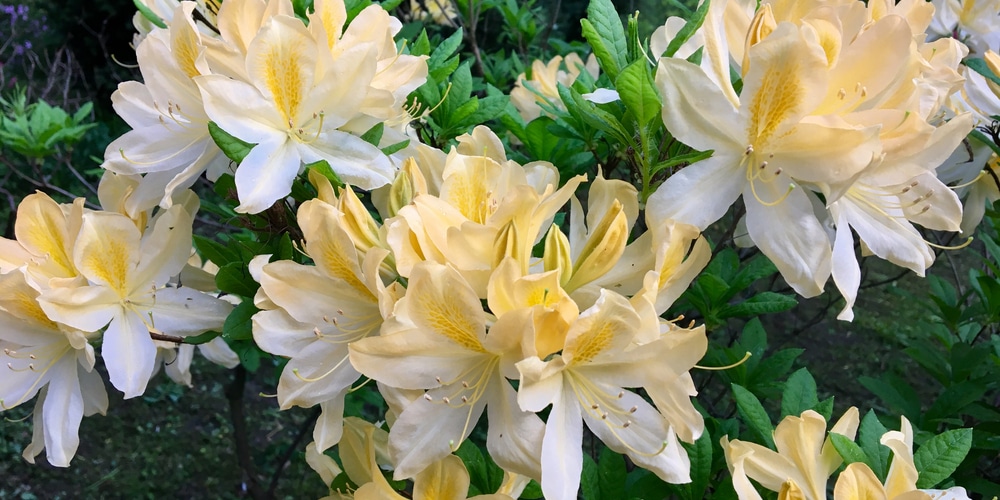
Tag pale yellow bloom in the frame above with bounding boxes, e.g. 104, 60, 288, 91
510, 53, 599, 122
38, 205, 232, 398
252, 199, 398, 451
724, 408, 860, 500
349, 261, 545, 481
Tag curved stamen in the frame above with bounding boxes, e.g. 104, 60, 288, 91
695, 351, 752, 370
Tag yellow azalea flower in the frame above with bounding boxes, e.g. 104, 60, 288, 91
409, 0, 458, 26
349, 262, 545, 481
510, 53, 598, 122
0, 271, 107, 467
487, 258, 579, 359
196, 13, 391, 213
37, 206, 232, 398
651, 21, 880, 297
385, 127, 581, 295
929, 0, 1000, 56
516, 289, 705, 499
104, 3, 229, 213
724, 408, 860, 500
5, 192, 86, 284
252, 200, 398, 451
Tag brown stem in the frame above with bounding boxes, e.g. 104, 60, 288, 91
149, 332, 185, 344
227, 366, 268, 500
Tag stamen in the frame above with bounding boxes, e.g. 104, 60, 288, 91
949, 170, 987, 189
695, 351, 752, 370
925, 236, 974, 250
424, 394, 433, 401
259, 392, 278, 398
291, 353, 352, 383
837, 88, 847, 100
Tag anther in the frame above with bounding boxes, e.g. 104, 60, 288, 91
759, 161, 768, 170
837, 88, 847, 99
322, 315, 330, 323
461, 381, 469, 388
622, 421, 631, 428
337, 309, 344, 315
435, 376, 443, 384
460, 396, 468, 403
919, 206, 930, 214
424, 394, 433, 401
442, 397, 451, 404
860, 86, 867, 98
617, 391, 624, 399
629, 406, 637, 413
601, 413, 608, 420
592, 404, 600, 410
745, 145, 754, 156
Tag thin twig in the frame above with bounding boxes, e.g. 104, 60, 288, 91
266, 407, 322, 497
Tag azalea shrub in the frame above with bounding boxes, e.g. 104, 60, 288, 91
2, 0, 1000, 498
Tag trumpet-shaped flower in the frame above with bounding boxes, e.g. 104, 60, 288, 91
37, 206, 232, 398
724, 408, 860, 500
197, 14, 391, 213
510, 53, 598, 122
252, 200, 397, 450
349, 261, 545, 481
650, 22, 881, 297
0, 271, 108, 467
516, 289, 704, 499
104, 3, 229, 215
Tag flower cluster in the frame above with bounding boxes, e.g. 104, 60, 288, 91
0, 174, 233, 466
0, 0, 995, 495
724, 409, 970, 500
252, 125, 711, 497
650, 0, 974, 320
104, 0, 427, 214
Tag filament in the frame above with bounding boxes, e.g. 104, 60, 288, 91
695, 351, 752, 370
949, 170, 987, 190
925, 236, 973, 250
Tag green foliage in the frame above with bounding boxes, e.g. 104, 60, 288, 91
0, 88, 95, 160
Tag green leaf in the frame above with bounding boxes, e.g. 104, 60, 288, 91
812, 396, 834, 421
558, 83, 633, 147
616, 60, 661, 126
663, 0, 710, 58
859, 374, 921, 419
598, 446, 626, 499
133, 0, 168, 28
360, 122, 384, 146
520, 480, 544, 499
581, 0, 627, 80
223, 300, 259, 341
829, 433, 867, 466
455, 440, 489, 495
858, 410, 890, 481
732, 383, 775, 449
925, 380, 989, 422
215, 261, 260, 298
718, 292, 797, 318
194, 235, 239, 268
967, 58, 1000, 87
182, 330, 222, 345
970, 129, 1000, 158
305, 160, 345, 189
914, 428, 973, 488
582, 453, 601, 500
649, 149, 713, 176
381, 139, 410, 156
208, 121, 255, 164
680, 431, 713, 500
231, 339, 262, 372
428, 28, 464, 79
780, 368, 819, 419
